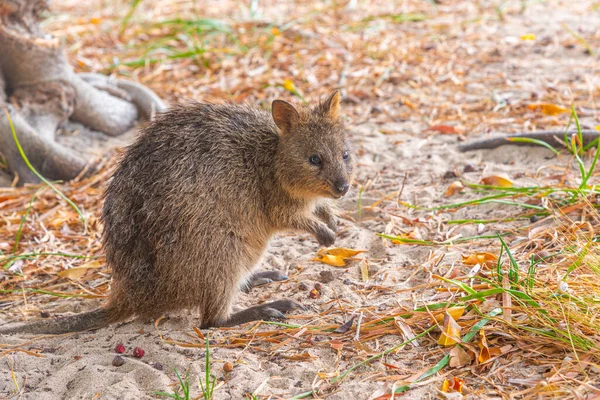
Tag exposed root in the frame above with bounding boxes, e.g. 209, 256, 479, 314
0, 0, 167, 185
79, 72, 167, 119
0, 107, 89, 184
459, 130, 600, 152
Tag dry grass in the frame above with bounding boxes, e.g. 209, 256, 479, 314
2, 0, 600, 398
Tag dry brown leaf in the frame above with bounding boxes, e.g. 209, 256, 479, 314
449, 346, 472, 368
445, 181, 465, 197
283, 351, 316, 361
57, 261, 101, 280
438, 312, 461, 346
334, 316, 355, 334
329, 340, 344, 351
480, 175, 513, 187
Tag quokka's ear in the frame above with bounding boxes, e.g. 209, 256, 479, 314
272, 100, 300, 133
321, 90, 341, 120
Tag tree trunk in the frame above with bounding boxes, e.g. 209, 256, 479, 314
0, 0, 166, 185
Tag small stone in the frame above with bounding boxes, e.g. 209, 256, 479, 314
368, 264, 379, 275
319, 270, 335, 283
299, 282, 310, 291
530, 215, 539, 223
463, 164, 476, 173
132, 347, 145, 358
443, 170, 457, 179
40, 311, 51, 318
114, 343, 126, 354
343, 278, 352, 285
223, 362, 233, 373
313, 282, 323, 290
112, 356, 126, 367
153, 362, 164, 371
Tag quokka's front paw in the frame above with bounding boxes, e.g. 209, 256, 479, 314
315, 223, 336, 247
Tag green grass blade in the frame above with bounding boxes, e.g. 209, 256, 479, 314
507, 137, 560, 155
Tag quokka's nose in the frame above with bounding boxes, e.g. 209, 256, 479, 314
334, 181, 350, 196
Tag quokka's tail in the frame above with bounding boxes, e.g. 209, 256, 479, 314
0, 304, 127, 335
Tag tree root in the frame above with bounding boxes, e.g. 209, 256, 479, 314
0, 107, 89, 183
0, 0, 168, 185
79, 73, 167, 118
459, 130, 600, 152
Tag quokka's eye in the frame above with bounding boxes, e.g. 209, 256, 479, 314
309, 155, 322, 166
342, 151, 350, 161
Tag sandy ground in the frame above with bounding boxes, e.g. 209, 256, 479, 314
1, 0, 600, 399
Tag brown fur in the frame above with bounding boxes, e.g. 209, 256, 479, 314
0, 91, 354, 334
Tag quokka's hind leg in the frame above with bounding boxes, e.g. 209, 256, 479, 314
200, 299, 305, 329
240, 270, 289, 293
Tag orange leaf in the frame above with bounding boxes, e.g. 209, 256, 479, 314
441, 379, 450, 392
444, 180, 464, 196
480, 175, 513, 187
462, 252, 498, 268
441, 377, 465, 393
313, 254, 346, 267
434, 306, 466, 323
438, 312, 461, 346
429, 125, 461, 134
319, 247, 366, 257
477, 329, 502, 363
527, 103, 569, 116
282, 79, 296, 93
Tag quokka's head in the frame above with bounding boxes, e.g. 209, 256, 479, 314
273, 91, 355, 200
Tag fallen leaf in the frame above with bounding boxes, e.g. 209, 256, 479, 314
283, 351, 316, 361
462, 253, 498, 268
334, 316, 355, 333
312, 254, 346, 267
527, 103, 569, 116
521, 33, 536, 41
438, 312, 461, 346
58, 261, 102, 280
441, 377, 464, 393
283, 79, 296, 93
449, 346, 472, 368
445, 181, 465, 196
319, 248, 366, 257
314, 248, 366, 267
434, 307, 466, 324
480, 175, 513, 187
429, 125, 462, 134
329, 340, 344, 351
477, 329, 502, 363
